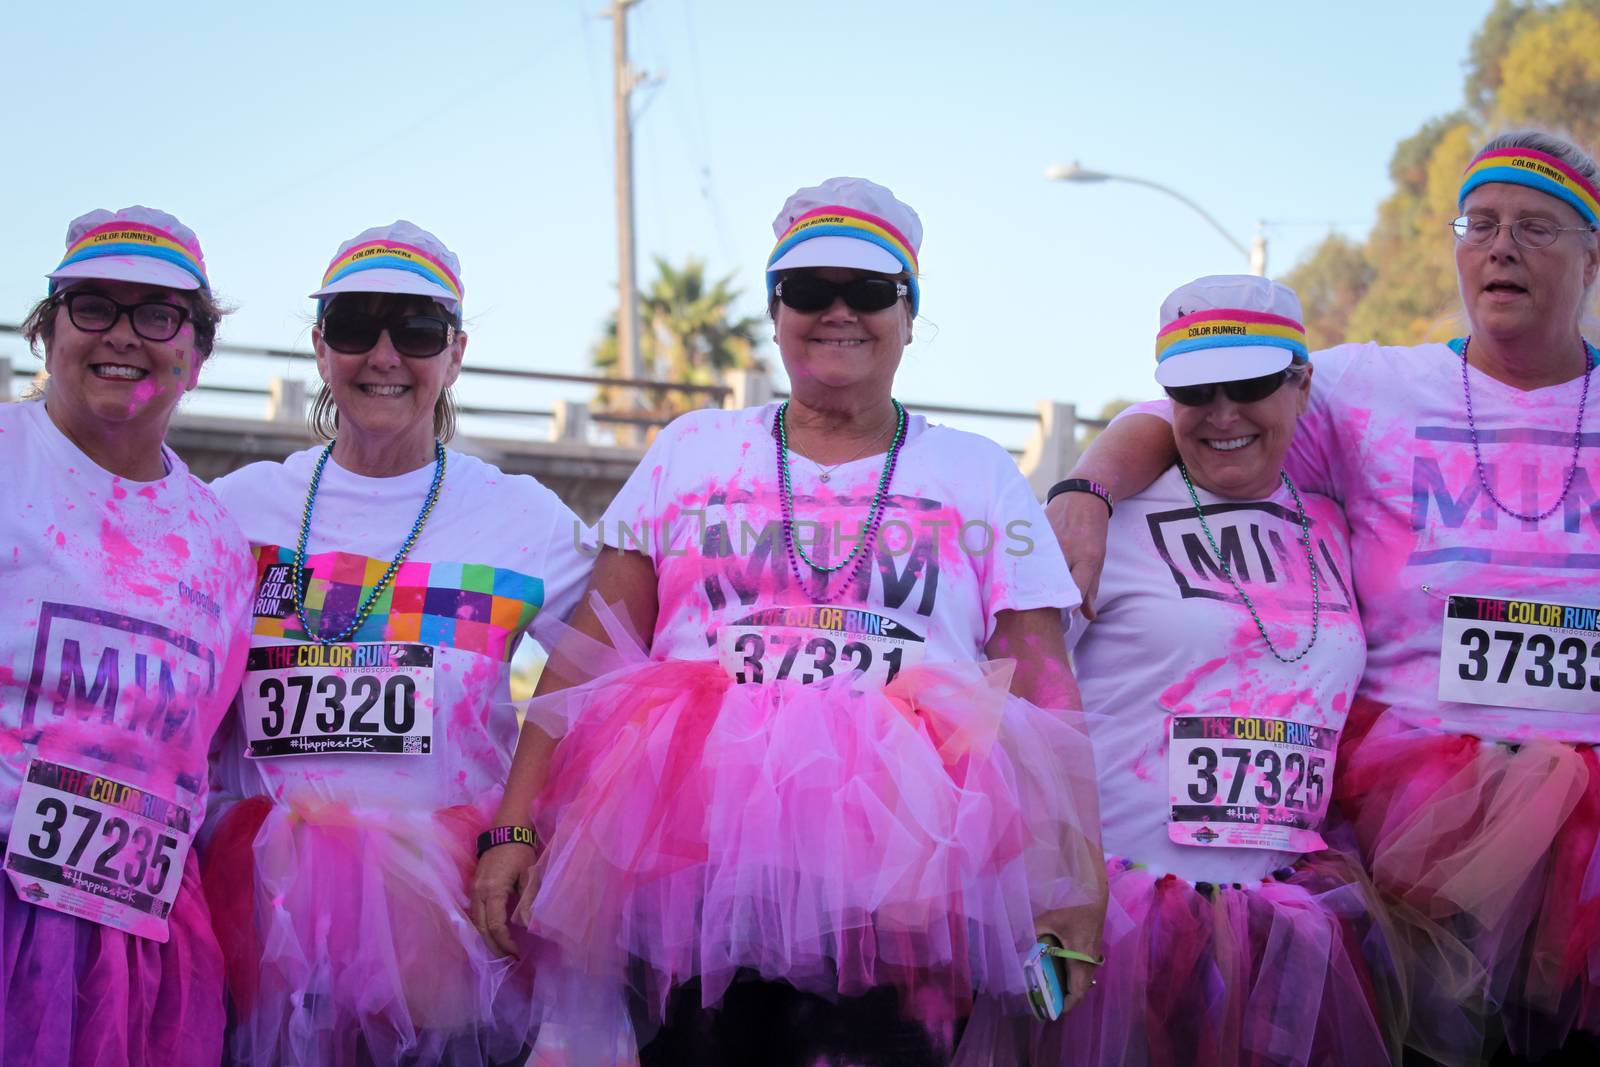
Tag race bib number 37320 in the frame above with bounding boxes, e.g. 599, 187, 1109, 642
3, 759, 195, 941
1168, 715, 1335, 853
1439, 595, 1600, 714
243, 642, 435, 757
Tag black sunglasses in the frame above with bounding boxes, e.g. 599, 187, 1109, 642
319, 311, 456, 358
775, 275, 908, 314
63, 291, 191, 343
1164, 369, 1296, 408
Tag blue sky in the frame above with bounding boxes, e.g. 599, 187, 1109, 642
0, 0, 1493, 448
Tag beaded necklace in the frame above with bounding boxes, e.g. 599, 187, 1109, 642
292, 440, 447, 646
1457, 335, 1594, 522
774, 400, 907, 603
1178, 460, 1321, 664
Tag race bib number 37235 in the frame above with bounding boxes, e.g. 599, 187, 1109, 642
1168, 715, 1335, 853
3, 759, 195, 941
243, 642, 435, 757
1439, 595, 1600, 714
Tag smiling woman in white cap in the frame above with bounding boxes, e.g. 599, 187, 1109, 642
200, 221, 592, 1065
1048, 128, 1600, 1062
1001, 275, 1456, 1067
0, 206, 254, 1065
471, 177, 1106, 1066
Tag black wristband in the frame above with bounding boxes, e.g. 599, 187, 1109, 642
476, 825, 539, 858
1045, 478, 1114, 516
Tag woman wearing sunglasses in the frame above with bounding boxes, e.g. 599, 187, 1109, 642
471, 177, 1105, 1065
202, 221, 591, 1065
1, 206, 254, 1065
1048, 128, 1600, 1062
1004, 275, 1427, 1067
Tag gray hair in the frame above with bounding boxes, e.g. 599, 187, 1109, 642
1476, 129, 1600, 315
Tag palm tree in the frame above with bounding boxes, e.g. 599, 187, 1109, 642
593, 257, 766, 418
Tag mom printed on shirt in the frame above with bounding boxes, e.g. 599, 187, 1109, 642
20, 601, 219, 749
1142, 501, 1356, 612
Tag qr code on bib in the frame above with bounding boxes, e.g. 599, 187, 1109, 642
403, 736, 425, 754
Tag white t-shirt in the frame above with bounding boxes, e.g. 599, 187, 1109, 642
210, 447, 590, 813
1286, 341, 1600, 743
1076, 466, 1365, 883
0, 399, 254, 838
594, 403, 1078, 667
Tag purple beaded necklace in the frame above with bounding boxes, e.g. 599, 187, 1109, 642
774, 400, 907, 603
1458, 335, 1594, 522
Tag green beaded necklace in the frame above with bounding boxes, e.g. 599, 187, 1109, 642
1177, 459, 1321, 664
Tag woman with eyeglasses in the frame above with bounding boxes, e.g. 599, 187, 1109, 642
471, 177, 1105, 1066
993, 274, 1429, 1067
201, 221, 591, 1065
1046, 128, 1600, 1062
1, 206, 254, 1065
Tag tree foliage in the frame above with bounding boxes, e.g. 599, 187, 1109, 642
1285, 0, 1600, 347
593, 257, 766, 418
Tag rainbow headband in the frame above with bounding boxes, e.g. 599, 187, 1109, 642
765, 206, 920, 313
320, 240, 463, 304
1156, 309, 1308, 366
51, 223, 208, 290
1460, 148, 1600, 228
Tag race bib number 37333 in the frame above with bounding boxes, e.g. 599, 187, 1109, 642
243, 642, 435, 757
1168, 715, 1335, 853
1439, 595, 1600, 714
3, 759, 195, 941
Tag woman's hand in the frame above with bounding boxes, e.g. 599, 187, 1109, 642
1047, 494, 1109, 620
1035, 895, 1108, 1017
471, 842, 541, 958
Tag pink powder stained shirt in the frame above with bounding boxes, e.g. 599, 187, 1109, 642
1074, 466, 1365, 883
0, 399, 254, 839
209, 448, 590, 814
1124, 340, 1600, 743
592, 403, 1080, 664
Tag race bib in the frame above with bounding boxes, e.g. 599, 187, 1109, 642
1168, 715, 1335, 853
717, 606, 926, 687
4, 758, 195, 941
242, 642, 435, 757
1439, 595, 1600, 714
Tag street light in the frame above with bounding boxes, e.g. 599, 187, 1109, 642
1046, 162, 1267, 276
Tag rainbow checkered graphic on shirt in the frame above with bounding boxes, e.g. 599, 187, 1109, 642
1460, 148, 1600, 227
250, 545, 543, 661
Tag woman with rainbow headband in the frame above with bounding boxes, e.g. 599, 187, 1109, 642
202, 221, 591, 1065
1, 206, 253, 1064
471, 176, 1106, 1066
1047, 128, 1600, 1061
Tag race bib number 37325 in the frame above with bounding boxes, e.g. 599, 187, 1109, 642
243, 642, 435, 757
1439, 595, 1600, 714
1168, 715, 1335, 853
3, 759, 195, 941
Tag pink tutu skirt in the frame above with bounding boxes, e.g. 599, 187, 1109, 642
204, 795, 532, 1066
957, 846, 1481, 1067
518, 609, 1103, 1065
1336, 696, 1600, 1056
1, 847, 223, 1066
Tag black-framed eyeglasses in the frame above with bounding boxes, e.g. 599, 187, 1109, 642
775, 275, 908, 314
319, 311, 457, 358
1164, 369, 1297, 408
1450, 214, 1596, 250
62, 291, 191, 343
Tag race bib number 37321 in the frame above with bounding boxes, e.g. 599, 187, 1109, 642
717, 606, 926, 688
1439, 595, 1600, 714
243, 642, 435, 757
4, 759, 195, 941
1168, 715, 1335, 853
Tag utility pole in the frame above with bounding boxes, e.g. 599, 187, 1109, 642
606, 0, 645, 440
